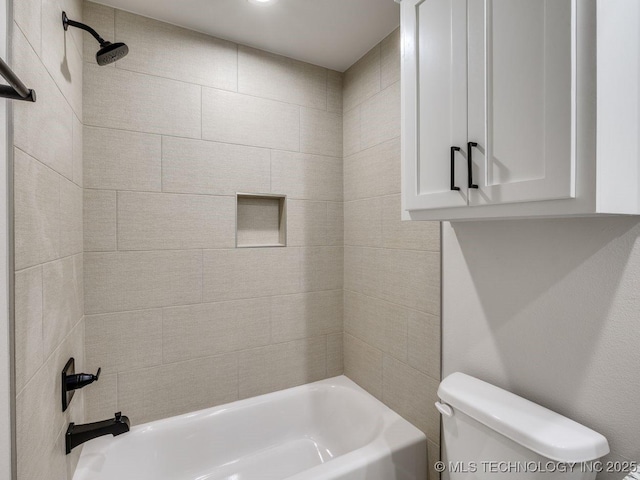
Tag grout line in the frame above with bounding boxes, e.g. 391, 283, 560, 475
82, 124, 342, 161
82, 187, 342, 203
115, 191, 119, 251
107, 334, 334, 380
325, 69, 329, 112
13, 145, 74, 188
236, 354, 240, 399
344, 288, 440, 319
297, 106, 301, 152
85, 288, 344, 319
86, 59, 335, 112
201, 249, 204, 303
115, 372, 119, 415
160, 309, 164, 364
269, 150, 272, 192
15, 18, 82, 118
17, 312, 85, 397
15, 251, 83, 275
160, 136, 163, 192
84, 245, 343, 255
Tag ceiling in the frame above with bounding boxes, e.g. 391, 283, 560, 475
95, 0, 400, 72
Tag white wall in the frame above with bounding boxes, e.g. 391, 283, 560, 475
1, 0, 13, 476
443, 218, 640, 479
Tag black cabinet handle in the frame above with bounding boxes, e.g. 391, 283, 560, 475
450, 146, 461, 191
467, 142, 479, 189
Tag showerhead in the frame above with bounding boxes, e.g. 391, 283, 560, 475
62, 12, 129, 66
96, 41, 129, 66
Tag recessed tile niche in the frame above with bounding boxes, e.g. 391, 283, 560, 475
236, 194, 287, 247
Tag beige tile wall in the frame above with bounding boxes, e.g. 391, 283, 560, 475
82, 2, 344, 426
341, 28, 442, 480
12, 0, 86, 478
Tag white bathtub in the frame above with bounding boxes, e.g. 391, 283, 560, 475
73, 376, 427, 480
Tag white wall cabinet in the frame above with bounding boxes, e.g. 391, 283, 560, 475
400, 0, 640, 221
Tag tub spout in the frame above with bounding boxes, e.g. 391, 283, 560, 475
65, 412, 130, 454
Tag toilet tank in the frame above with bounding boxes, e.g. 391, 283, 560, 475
438, 373, 610, 480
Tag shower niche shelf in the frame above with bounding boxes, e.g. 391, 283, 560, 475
236, 194, 287, 248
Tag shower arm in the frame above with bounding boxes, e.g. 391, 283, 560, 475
62, 12, 108, 46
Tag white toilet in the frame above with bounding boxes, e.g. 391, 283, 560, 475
437, 373, 610, 479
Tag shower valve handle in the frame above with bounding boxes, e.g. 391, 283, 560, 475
66, 367, 101, 391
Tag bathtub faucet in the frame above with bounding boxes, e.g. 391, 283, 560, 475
65, 412, 130, 454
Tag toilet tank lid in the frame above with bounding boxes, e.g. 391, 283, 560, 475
438, 373, 610, 463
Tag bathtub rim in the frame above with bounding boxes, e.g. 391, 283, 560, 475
74, 375, 428, 480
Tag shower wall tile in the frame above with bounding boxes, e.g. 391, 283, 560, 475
84, 190, 116, 252
82, 3, 115, 65
238, 46, 327, 109
238, 337, 327, 399
162, 298, 272, 363
60, 0, 84, 55
203, 248, 301, 302
117, 192, 236, 250
343, 106, 361, 157
271, 151, 342, 201
84, 63, 201, 138
13, 149, 61, 270
408, 311, 441, 382
344, 138, 400, 201
382, 356, 440, 442
13, 29, 74, 181
342, 30, 441, 455
326, 202, 344, 246
360, 81, 401, 150
83, 373, 117, 423
381, 28, 401, 89
343, 333, 383, 400
344, 291, 408, 363
72, 115, 83, 187
83, 126, 161, 191
300, 108, 342, 157
118, 354, 239, 425
13, 0, 42, 56
42, 0, 84, 118
344, 197, 382, 247
428, 440, 441, 479
344, 246, 381, 299
326, 333, 344, 376
82, 6, 345, 434
60, 177, 84, 257
115, 10, 238, 91
286, 200, 328, 246
270, 290, 343, 343
84, 250, 202, 314
161, 137, 270, 196
202, 88, 300, 151
300, 246, 343, 292
378, 249, 440, 315
382, 195, 440, 251
42, 255, 84, 358
16, 319, 84, 480
327, 70, 343, 114
343, 45, 381, 113
13, 2, 85, 480
85, 309, 163, 375
14, 267, 44, 393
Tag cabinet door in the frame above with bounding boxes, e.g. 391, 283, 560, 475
467, 0, 576, 206
402, 0, 468, 211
